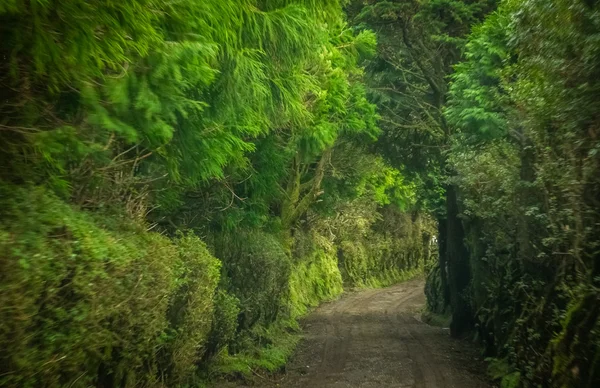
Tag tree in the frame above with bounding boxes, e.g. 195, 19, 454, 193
347, 0, 497, 335
445, 0, 600, 385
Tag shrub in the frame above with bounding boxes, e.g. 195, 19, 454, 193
160, 233, 221, 385
289, 231, 343, 318
0, 184, 221, 387
0, 184, 176, 386
339, 240, 370, 287
215, 232, 291, 334
339, 229, 429, 288
205, 289, 241, 357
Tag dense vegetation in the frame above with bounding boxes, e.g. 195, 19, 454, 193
1, 0, 599, 387
446, 1, 600, 386
349, 0, 600, 387
0, 0, 433, 386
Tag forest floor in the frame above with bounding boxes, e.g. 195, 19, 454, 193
216, 278, 493, 388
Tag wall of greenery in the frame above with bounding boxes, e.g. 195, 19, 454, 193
348, 0, 600, 387
444, 1, 600, 386
5, 0, 595, 386
0, 0, 434, 386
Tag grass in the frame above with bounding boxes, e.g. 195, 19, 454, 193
421, 310, 452, 328
205, 320, 301, 383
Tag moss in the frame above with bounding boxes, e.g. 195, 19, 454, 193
549, 286, 600, 388
289, 239, 344, 318
209, 321, 301, 379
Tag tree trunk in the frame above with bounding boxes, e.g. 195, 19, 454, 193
436, 215, 451, 312
281, 150, 331, 231
446, 184, 473, 337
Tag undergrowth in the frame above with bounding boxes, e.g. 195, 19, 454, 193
207, 320, 301, 380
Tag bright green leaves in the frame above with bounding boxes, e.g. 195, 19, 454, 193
0, 2, 444, 385
369, 163, 416, 209
1, 0, 369, 190
446, 8, 513, 141
293, 24, 379, 161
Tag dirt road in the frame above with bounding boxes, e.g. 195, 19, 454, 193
227, 278, 491, 387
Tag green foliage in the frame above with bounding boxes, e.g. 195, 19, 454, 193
339, 236, 424, 288
206, 290, 241, 358
162, 233, 221, 384
209, 321, 301, 379
0, 184, 220, 387
348, 0, 496, 214
314, 189, 435, 288
216, 232, 291, 335
289, 231, 344, 318
446, 8, 513, 140
433, 0, 600, 386
2, 0, 162, 90
1, 0, 443, 385
488, 358, 521, 388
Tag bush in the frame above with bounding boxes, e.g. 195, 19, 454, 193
206, 290, 241, 357
160, 233, 221, 385
342, 238, 425, 289
0, 184, 221, 387
289, 231, 343, 318
339, 240, 370, 286
215, 232, 291, 334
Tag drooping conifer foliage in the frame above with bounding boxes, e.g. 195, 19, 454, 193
0, 0, 432, 386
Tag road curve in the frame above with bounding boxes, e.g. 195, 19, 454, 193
224, 278, 492, 388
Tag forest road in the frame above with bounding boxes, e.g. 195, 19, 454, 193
226, 278, 492, 388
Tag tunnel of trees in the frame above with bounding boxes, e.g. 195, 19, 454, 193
0, 0, 598, 387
